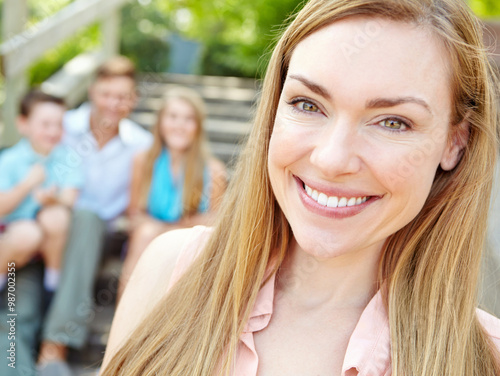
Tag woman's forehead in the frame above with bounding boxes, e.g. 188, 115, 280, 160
285, 16, 453, 116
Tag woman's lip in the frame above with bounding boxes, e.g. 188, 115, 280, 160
294, 176, 380, 219
294, 176, 377, 199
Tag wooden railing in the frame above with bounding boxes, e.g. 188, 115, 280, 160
0, 0, 130, 147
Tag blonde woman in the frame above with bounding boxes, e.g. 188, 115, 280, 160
117, 87, 227, 299
102, 0, 500, 374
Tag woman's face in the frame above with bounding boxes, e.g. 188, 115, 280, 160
268, 17, 465, 259
160, 98, 198, 153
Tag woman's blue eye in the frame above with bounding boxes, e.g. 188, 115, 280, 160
379, 118, 408, 130
295, 101, 320, 113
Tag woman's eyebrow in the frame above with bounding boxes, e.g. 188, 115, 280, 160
366, 97, 433, 115
287, 74, 433, 116
288, 74, 332, 100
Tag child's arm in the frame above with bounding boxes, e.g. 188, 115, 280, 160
35, 145, 84, 209
0, 164, 45, 216
126, 151, 151, 231
58, 188, 79, 207
207, 158, 228, 212
33, 187, 78, 208
128, 151, 148, 217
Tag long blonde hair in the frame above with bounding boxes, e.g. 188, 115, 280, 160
103, 1, 500, 375
140, 87, 209, 217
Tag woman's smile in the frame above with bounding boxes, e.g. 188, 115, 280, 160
294, 175, 381, 219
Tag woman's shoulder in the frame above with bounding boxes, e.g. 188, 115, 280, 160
102, 226, 213, 369
166, 225, 214, 287
477, 308, 500, 350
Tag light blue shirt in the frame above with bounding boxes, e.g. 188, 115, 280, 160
62, 103, 153, 221
0, 139, 84, 223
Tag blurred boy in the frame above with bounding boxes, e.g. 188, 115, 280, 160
0, 91, 83, 303
33, 56, 152, 376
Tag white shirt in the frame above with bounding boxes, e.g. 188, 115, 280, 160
62, 103, 153, 221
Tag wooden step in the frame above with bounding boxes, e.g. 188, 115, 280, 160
135, 97, 255, 122
137, 72, 259, 89
138, 82, 258, 104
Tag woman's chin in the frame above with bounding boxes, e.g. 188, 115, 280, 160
291, 231, 349, 259
290, 228, 386, 262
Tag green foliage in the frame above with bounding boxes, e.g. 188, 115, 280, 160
161, 0, 305, 78
120, 1, 171, 72
469, 0, 500, 17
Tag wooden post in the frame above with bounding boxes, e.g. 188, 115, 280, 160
101, 9, 121, 60
1, 0, 28, 147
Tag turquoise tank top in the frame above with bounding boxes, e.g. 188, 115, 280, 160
147, 148, 210, 222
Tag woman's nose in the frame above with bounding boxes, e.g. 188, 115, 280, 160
309, 120, 362, 178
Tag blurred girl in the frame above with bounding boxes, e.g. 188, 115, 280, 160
117, 87, 227, 299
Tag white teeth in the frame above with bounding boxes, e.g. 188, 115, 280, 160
327, 196, 338, 208
347, 197, 357, 207
311, 190, 319, 201
317, 193, 328, 206
338, 197, 347, 207
303, 184, 368, 208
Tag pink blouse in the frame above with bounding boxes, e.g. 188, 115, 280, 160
168, 226, 500, 376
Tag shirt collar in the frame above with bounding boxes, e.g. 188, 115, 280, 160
341, 290, 391, 375
18, 138, 53, 164
242, 268, 391, 375
243, 272, 276, 333
68, 102, 131, 145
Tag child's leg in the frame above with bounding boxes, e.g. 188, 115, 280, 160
0, 221, 43, 273
0, 221, 43, 292
37, 205, 71, 292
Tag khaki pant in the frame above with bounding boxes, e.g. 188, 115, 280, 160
0, 210, 106, 375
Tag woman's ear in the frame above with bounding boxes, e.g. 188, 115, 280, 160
440, 118, 470, 171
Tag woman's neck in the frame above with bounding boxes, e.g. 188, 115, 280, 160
276, 238, 383, 311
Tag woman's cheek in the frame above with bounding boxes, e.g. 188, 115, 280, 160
373, 142, 440, 200
271, 118, 318, 162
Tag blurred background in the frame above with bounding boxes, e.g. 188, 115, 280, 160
0, 1, 499, 375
